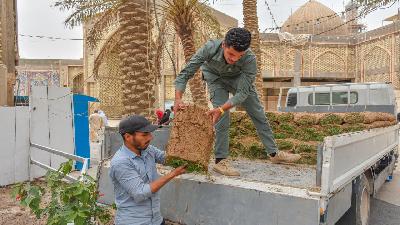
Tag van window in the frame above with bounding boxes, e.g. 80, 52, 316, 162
308, 92, 358, 105
286, 93, 297, 106
308, 92, 330, 105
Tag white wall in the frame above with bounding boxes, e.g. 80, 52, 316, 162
0, 86, 75, 186
0, 107, 30, 186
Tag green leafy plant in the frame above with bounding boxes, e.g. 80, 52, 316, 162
11, 160, 111, 225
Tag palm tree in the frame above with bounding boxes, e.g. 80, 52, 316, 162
55, 0, 157, 117
243, 0, 265, 103
355, 0, 398, 14
159, 0, 221, 107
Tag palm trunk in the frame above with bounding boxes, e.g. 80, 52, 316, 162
176, 25, 208, 107
118, 0, 156, 117
243, 0, 265, 103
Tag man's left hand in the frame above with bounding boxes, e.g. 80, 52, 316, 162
207, 108, 222, 125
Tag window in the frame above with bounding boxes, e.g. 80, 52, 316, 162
308, 92, 358, 105
308, 92, 330, 105
286, 93, 297, 106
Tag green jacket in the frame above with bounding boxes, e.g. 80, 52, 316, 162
174, 39, 257, 106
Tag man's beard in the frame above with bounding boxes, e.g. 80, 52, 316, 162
132, 140, 150, 151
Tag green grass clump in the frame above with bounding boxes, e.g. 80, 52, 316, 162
323, 124, 343, 136
278, 113, 294, 123
296, 115, 317, 126
295, 127, 324, 141
295, 144, 316, 153
320, 114, 343, 125
246, 144, 269, 159
266, 112, 279, 123
166, 157, 206, 173
274, 133, 286, 139
278, 123, 296, 135
277, 139, 294, 150
343, 112, 364, 124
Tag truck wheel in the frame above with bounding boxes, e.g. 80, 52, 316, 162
336, 174, 371, 225
358, 176, 371, 225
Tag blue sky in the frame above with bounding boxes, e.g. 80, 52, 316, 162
17, 0, 399, 59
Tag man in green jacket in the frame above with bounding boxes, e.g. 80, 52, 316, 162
174, 28, 301, 176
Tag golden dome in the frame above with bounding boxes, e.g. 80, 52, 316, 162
280, 0, 348, 36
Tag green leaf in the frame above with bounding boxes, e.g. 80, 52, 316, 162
59, 160, 74, 175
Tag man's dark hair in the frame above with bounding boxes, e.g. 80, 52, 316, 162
121, 132, 134, 141
224, 28, 252, 52
94, 109, 99, 113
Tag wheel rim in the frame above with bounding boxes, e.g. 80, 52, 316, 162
360, 186, 370, 225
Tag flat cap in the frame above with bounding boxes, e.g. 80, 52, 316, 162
119, 115, 158, 134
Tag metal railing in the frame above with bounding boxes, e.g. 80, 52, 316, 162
29, 143, 89, 182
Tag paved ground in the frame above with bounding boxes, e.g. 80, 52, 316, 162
370, 198, 400, 225
370, 157, 400, 225
375, 167, 400, 206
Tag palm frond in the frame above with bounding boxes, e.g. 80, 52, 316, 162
92, 28, 122, 78
86, 8, 120, 49
193, 3, 221, 39
54, 0, 121, 28
355, 0, 398, 15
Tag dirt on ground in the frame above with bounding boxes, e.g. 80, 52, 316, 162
0, 181, 182, 225
0, 181, 47, 225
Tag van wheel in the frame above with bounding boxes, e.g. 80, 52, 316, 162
336, 174, 371, 225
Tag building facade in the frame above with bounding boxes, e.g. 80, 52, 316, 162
82, 0, 400, 116
260, 0, 400, 110
16, 59, 83, 97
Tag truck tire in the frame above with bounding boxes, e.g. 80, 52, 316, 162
336, 174, 371, 225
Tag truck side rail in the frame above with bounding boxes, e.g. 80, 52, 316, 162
320, 124, 399, 196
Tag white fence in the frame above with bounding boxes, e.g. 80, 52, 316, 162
0, 86, 75, 186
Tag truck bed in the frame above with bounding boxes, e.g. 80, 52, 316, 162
207, 158, 316, 189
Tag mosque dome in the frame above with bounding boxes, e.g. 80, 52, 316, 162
280, 0, 348, 36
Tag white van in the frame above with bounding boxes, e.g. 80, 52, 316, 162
278, 82, 398, 116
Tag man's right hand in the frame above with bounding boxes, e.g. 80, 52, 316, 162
174, 90, 186, 114
171, 165, 187, 177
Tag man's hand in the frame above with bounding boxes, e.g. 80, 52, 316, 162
174, 90, 186, 114
150, 165, 186, 193
174, 98, 186, 114
207, 108, 223, 125
171, 165, 186, 177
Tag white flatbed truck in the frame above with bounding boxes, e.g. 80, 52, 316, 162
98, 123, 399, 225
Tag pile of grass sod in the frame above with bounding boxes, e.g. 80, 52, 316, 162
230, 111, 396, 165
